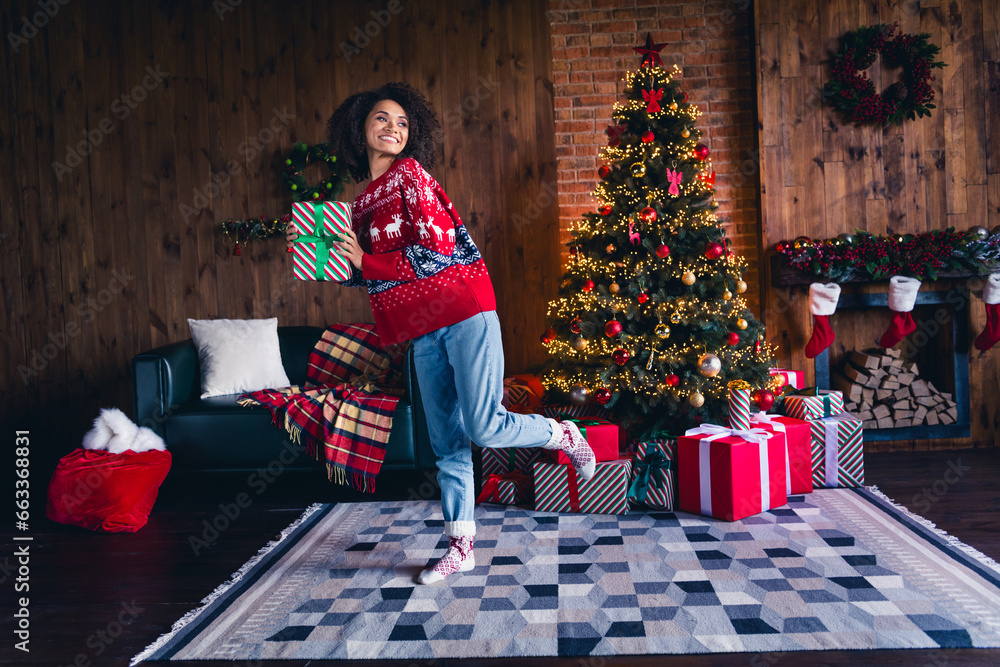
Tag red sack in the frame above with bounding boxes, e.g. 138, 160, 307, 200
46, 448, 172, 532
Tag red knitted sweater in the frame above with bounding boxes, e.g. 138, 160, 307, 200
348, 158, 496, 345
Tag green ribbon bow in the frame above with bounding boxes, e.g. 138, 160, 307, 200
790, 387, 836, 416
556, 413, 602, 439
627, 446, 675, 502
292, 205, 341, 280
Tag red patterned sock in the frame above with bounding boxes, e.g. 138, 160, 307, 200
416, 535, 475, 585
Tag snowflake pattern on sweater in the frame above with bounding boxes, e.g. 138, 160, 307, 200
344, 158, 496, 344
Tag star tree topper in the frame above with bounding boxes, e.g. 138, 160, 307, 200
633, 32, 667, 68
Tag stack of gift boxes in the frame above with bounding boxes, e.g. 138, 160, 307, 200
477, 369, 866, 521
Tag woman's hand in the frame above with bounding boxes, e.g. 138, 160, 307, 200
285, 226, 299, 249
335, 228, 365, 270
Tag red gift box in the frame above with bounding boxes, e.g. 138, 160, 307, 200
548, 417, 620, 465
749, 412, 813, 495
476, 471, 533, 506
502, 374, 546, 414
677, 424, 787, 522
770, 368, 804, 390
46, 448, 172, 532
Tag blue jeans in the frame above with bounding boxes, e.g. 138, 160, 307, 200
411, 311, 554, 537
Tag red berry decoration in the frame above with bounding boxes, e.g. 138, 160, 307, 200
598, 165, 610, 178
581, 280, 595, 293
599, 204, 612, 216
704, 242, 725, 260
641, 130, 655, 143
694, 143, 710, 160
640, 206, 658, 223
664, 374, 680, 387
637, 293, 649, 304
727, 332, 740, 346
752, 389, 775, 412
612, 348, 630, 365
604, 320, 623, 337
594, 387, 612, 405
540, 328, 556, 343
655, 244, 670, 258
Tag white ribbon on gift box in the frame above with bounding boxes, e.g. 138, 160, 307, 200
821, 417, 840, 488
751, 411, 792, 495
684, 424, 774, 517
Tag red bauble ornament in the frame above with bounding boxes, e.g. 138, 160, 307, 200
581, 280, 595, 293
694, 143, 710, 160
599, 204, 612, 216
752, 389, 775, 411
569, 318, 582, 334
598, 165, 611, 178
594, 387, 612, 405
637, 293, 649, 304
680, 91, 688, 102
664, 374, 680, 387
727, 332, 740, 346
704, 242, 725, 260
233, 242, 242, 256
540, 328, 556, 343
640, 206, 658, 223
755, 340, 763, 354
641, 130, 655, 143
655, 244, 670, 258
604, 320, 623, 337
612, 348, 630, 365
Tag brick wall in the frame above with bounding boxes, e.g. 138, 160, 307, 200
547, 0, 762, 309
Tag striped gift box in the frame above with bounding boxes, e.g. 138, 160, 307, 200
810, 412, 865, 488
728, 387, 752, 431
290, 202, 352, 282
476, 471, 533, 506
538, 404, 608, 419
533, 458, 631, 514
783, 389, 844, 421
480, 446, 545, 478
629, 439, 676, 510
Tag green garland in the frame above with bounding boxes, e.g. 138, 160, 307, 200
281, 142, 350, 202
776, 227, 1000, 282
220, 214, 291, 255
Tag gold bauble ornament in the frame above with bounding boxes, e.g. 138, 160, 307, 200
654, 323, 671, 339
609, 282, 620, 294
669, 102, 678, 110
670, 312, 682, 324
681, 129, 690, 138
689, 391, 705, 407
606, 244, 616, 254
573, 337, 589, 351
631, 162, 647, 177
697, 352, 722, 377
736, 279, 747, 294
723, 290, 733, 300
681, 271, 696, 286
736, 318, 748, 330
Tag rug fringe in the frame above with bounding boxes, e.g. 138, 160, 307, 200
866, 485, 1000, 576
128, 503, 326, 666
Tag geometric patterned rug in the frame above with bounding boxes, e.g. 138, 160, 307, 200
131, 489, 1000, 663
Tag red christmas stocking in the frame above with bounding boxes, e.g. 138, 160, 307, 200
805, 282, 841, 358
879, 276, 921, 348
974, 273, 1000, 351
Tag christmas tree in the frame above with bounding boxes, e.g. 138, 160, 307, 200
540, 34, 776, 437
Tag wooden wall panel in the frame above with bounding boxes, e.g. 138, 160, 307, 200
2, 0, 557, 465
756, 0, 1000, 450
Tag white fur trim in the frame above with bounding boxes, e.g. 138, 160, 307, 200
131, 427, 167, 452
81, 413, 114, 451
82, 408, 166, 453
887, 276, 921, 312
444, 520, 476, 537
809, 283, 841, 316
541, 417, 562, 449
982, 273, 1000, 306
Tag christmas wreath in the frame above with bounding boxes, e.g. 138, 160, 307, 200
823, 23, 946, 127
282, 142, 350, 202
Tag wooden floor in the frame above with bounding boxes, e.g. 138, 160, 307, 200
5, 448, 1000, 667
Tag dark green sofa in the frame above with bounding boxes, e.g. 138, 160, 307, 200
131, 325, 437, 473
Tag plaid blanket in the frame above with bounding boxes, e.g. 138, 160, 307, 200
238, 323, 406, 493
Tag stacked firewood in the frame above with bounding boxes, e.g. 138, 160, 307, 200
831, 348, 959, 430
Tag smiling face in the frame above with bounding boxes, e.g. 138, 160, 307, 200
364, 99, 409, 160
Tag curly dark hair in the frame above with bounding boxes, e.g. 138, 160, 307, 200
326, 82, 442, 182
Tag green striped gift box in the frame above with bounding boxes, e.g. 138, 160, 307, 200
290, 201, 353, 282
784, 389, 844, 421
533, 458, 632, 515
629, 439, 677, 510
810, 412, 865, 488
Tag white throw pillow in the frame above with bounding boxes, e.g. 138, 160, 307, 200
187, 318, 291, 398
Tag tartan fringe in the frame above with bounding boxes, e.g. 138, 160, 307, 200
323, 465, 376, 494
238, 397, 282, 428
